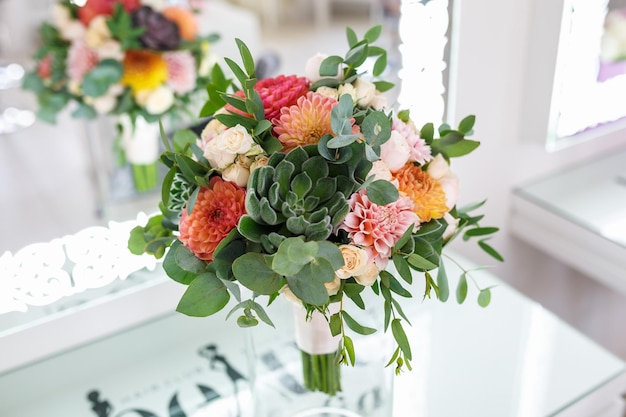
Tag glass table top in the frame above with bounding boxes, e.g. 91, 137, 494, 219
513, 149, 626, 249
1, 254, 624, 417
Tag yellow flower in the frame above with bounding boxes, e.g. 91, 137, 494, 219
121, 50, 168, 93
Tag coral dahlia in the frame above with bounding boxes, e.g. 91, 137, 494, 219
178, 177, 246, 261
121, 50, 168, 93
340, 189, 419, 268
394, 162, 448, 223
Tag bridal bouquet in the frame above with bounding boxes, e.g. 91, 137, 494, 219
130, 26, 501, 395
23, 0, 218, 191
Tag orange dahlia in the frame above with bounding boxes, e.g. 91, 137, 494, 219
178, 177, 246, 261
274, 92, 357, 150
162, 6, 198, 41
121, 50, 168, 93
394, 162, 449, 223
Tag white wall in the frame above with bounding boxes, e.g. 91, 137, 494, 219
448, 0, 626, 358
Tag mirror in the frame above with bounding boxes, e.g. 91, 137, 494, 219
547, 0, 626, 150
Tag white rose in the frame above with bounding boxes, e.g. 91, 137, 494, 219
91, 95, 117, 114
201, 118, 228, 143
61, 21, 86, 42
222, 164, 250, 187
354, 78, 376, 108
354, 262, 380, 287
145, 86, 174, 115
442, 212, 459, 241
216, 125, 254, 154
85, 16, 111, 49
427, 154, 459, 209
315, 86, 339, 100
337, 83, 357, 103
305, 53, 341, 83
380, 130, 410, 172
325, 275, 341, 296
335, 245, 370, 279
203, 139, 237, 169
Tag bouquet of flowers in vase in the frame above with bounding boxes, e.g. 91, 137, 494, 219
129, 26, 502, 396
23, 0, 218, 192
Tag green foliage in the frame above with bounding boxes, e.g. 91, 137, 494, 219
107, 3, 145, 50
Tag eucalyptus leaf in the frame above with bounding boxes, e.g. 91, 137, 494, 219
366, 180, 399, 206
436, 260, 450, 302
176, 273, 230, 317
478, 288, 491, 307
342, 310, 377, 335
232, 253, 283, 295
391, 319, 412, 361
456, 273, 468, 304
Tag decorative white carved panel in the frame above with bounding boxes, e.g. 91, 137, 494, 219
0, 214, 159, 314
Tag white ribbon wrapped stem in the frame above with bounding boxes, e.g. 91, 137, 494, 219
293, 302, 341, 355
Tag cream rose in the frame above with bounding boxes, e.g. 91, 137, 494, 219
427, 154, 459, 209
380, 130, 411, 172
200, 118, 228, 145
354, 262, 380, 287
203, 138, 237, 169
335, 245, 370, 279
368, 160, 394, 182
325, 275, 341, 296
96, 40, 123, 60
222, 164, 250, 187
305, 53, 341, 83
442, 212, 459, 241
145, 86, 174, 114
250, 155, 269, 173
85, 16, 111, 49
354, 78, 376, 108
337, 83, 357, 103
61, 21, 86, 42
216, 125, 254, 155
315, 86, 339, 100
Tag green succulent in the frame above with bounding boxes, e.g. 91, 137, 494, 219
166, 172, 194, 214
238, 146, 360, 252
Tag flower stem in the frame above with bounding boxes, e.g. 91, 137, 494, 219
131, 162, 159, 193
301, 350, 342, 396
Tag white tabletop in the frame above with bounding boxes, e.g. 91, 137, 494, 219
0, 252, 624, 417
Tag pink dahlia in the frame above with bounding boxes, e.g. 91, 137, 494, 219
392, 117, 432, 165
178, 176, 246, 261
67, 42, 98, 81
273, 91, 346, 150
164, 51, 197, 94
340, 189, 419, 268
225, 75, 310, 120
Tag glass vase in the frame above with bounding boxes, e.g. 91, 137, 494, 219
84, 114, 163, 221
245, 295, 393, 417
